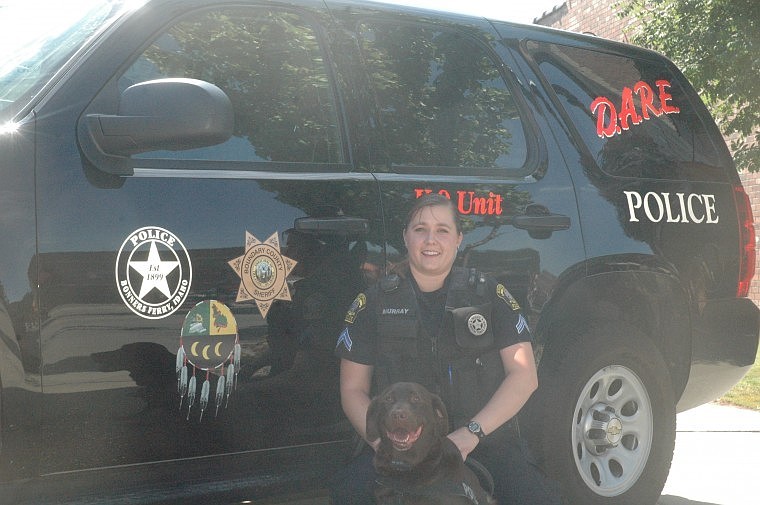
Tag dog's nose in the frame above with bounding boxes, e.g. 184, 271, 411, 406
390, 408, 408, 421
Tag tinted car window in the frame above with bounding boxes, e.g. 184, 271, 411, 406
119, 7, 343, 164
526, 41, 724, 180
358, 21, 527, 172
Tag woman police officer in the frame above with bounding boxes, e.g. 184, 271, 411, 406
332, 193, 563, 504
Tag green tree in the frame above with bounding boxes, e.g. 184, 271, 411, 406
618, 0, 759, 171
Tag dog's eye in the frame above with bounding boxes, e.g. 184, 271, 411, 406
382, 394, 394, 404
409, 394, 421, 403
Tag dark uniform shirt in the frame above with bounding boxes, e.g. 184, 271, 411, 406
336, 270, 530, 368
332, 270, 566, 505
336, 268, 532, 436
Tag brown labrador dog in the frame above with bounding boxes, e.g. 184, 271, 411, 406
367, 382, 495, 505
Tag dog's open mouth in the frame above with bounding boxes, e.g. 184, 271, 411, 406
386, 425, 423, 451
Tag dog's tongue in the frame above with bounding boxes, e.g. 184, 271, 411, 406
387, 425, 423, 451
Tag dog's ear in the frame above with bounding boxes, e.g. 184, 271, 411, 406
366, 395, 382, 442
430, 393, 449, 435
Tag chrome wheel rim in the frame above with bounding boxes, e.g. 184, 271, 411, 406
571, 365, 653, 497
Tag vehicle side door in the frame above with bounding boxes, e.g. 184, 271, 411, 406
33, 0, 381, 488
329, 6, 585, 336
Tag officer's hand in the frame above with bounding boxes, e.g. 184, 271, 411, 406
447, 426, 479, 461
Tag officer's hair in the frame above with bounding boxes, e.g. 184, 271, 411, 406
404, 193, 463, 235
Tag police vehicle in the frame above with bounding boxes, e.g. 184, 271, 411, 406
0, 1, 757, 504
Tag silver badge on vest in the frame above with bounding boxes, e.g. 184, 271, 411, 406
467, 313, 488, 336
450, 303, 494, 350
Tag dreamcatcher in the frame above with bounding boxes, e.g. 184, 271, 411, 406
176, 300, 241, 421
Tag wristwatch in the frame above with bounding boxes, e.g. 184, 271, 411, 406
467, 420, 486, 439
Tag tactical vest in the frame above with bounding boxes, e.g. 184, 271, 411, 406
374, 267, 506, 432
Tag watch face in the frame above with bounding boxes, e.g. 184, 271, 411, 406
468, 421, 481, 432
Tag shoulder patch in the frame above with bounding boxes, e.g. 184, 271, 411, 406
496, 283, 521, 311
344, 293, 367, 324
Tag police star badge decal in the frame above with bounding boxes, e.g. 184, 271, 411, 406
228, 231, 297, 318
116, 226, 192, 319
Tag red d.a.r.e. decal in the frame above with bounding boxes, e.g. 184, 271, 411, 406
590, 79, 680, 138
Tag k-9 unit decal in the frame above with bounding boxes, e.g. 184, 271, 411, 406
591, 79, 680, 138
415, 188, 504, 216
115, 226, 192, 319
228, 231, 297, 318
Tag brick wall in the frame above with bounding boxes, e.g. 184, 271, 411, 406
536, 0, 638, 43
536, 0, 760, 306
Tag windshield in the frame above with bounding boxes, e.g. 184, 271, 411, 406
0, 0, 142, 122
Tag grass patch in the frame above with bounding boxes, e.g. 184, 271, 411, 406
718, 347, 760, 410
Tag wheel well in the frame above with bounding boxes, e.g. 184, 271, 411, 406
526, 324, 677, 504
535, 268, 691, 401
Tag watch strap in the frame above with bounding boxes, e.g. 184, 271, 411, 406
467, 420, 486, 439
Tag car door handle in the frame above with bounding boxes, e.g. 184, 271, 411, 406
294, 216, 369, 236
512, 204, 570, 233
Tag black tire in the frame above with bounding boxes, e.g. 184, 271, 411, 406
533, 326, 676, 505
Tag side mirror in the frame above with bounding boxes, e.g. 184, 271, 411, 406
79, 78, 234, 175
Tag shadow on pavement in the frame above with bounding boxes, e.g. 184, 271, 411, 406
659, 496, 718, 505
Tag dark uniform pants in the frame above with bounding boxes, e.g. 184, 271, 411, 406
330, 438, 565, 505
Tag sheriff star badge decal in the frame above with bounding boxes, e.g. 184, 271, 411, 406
228, 231, 297, 318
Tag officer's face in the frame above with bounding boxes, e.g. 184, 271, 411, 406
403, 204, 463, 282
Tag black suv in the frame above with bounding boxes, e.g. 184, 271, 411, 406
0, 1, 757, 504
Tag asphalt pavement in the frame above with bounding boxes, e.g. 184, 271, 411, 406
658, 402, 760, 505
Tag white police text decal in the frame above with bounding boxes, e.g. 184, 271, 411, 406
624, 191, 719, 224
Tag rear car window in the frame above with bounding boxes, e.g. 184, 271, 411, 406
119, 7, 343, 165
358, 21, 528, 173
526, 41, 726, 181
